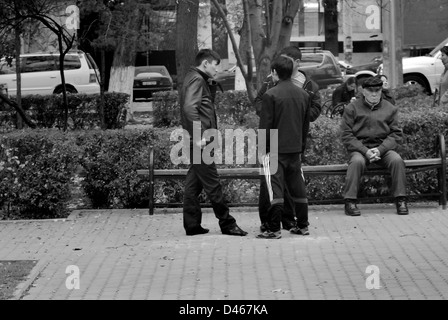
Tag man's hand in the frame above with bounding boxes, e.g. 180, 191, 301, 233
366, 148, 381, 163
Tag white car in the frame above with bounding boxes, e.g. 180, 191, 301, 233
0, 50, 100, 96
374, 36, 448, 93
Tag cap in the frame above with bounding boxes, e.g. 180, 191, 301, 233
362, 76, 383, 89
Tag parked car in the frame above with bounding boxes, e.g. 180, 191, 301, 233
345, 56, 383, 75
0, 50, 100, 96
375, 36, 448, 93
214, 50, 344, 91
133, 65, 173, 101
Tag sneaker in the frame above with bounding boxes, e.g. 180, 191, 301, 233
256, 230, 281, 239
290, 226, 310, 236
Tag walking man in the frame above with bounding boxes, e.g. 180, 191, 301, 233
180, 49, 248, 236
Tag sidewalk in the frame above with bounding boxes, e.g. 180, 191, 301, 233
1, 202, 448, 300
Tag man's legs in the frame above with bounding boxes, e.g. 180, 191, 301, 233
378, 150, 408, 215
183, 165, 207, 234
283, 153, 309, 235
343, 152, 367, 216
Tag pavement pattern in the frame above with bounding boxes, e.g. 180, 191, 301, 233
1, 202, 448, 300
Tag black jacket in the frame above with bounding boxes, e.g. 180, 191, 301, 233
332, 83, 356, 107
180, 67, 218, 145
259, 80, 310, 154
254, 70, 321, 122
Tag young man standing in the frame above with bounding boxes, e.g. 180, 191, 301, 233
180, 49, 248, 237
257, 55, 311, 239
255, 46, 321, 232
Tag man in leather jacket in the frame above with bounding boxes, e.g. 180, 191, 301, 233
254, 46, 322, 232
180, 49, 247, 237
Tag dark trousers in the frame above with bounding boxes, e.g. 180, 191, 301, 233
343, 150, 407, 200
259, 175, 296, 228
261, 153, 309, 232
183, 158, 236, 233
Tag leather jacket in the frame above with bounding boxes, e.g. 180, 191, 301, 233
180, 67, 219, 144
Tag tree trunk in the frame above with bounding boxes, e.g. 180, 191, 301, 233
14, 24, 23, 129
323, 0, 339, 57
108, 5, 143, 97
176, 0, 199, 92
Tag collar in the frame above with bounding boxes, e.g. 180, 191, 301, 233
363, 97, 382, 110
193, 67, 211, 81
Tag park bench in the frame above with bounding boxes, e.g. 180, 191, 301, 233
137, 134, 447, 215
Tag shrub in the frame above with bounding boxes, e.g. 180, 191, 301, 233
76, 129, 152, 208
4, 92, 129, 130
0, 130, 79, 219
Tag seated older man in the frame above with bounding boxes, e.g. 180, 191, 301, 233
340, 76, 408, 216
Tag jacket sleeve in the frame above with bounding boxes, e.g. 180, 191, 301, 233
340, 104, 369, 155
305, 80, 322, 122
377, 107, 402, 156
254, 77, 273, 116
182, 77, 204, 144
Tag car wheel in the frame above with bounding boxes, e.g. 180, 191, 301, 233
403, 75, 429, 93
54, 86, 78, 94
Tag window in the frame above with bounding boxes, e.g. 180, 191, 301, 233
56, 55, 81, 70
21, 56, 56, 73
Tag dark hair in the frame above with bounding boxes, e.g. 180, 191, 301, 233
441, 46, 448, 55
195, 49, 221, 67
271, 55, 293, 80
279, 46, 302, 61
346, 77, 356, 85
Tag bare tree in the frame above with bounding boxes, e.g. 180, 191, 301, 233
211, 0, 301, 103
0, 0, 77, 131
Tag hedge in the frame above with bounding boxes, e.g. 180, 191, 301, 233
0, 92, 129, 130
1, 88, 447, 219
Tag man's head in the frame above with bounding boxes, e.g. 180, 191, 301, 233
279, 46, 302, 71
270, 55, 294, 81
195, 49, 221, 78
441, 46, 448, 66
362, 76, 383, 105
345, 76, 357, 92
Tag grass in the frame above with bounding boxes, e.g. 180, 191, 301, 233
0, 260, 37, 300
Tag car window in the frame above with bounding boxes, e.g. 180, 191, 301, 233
56, 55, 82, 70
21, 56, 57, 73
135, 66, 169, 77
300, 54, 324, 68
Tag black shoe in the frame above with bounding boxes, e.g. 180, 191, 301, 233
222, 225, 248, 236
186, 226, 210, 236
396, 197, 409, 215
345, 200, 361, 216
256, 230, 281, 239
260, 222, 269, 233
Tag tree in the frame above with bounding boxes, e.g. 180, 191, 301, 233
323, 0, 339, 56
0, 0, 77, 131
211, 0, 301, 103
175, 0, 199, 92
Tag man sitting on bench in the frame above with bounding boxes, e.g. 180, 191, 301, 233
340, 76, 409, 216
